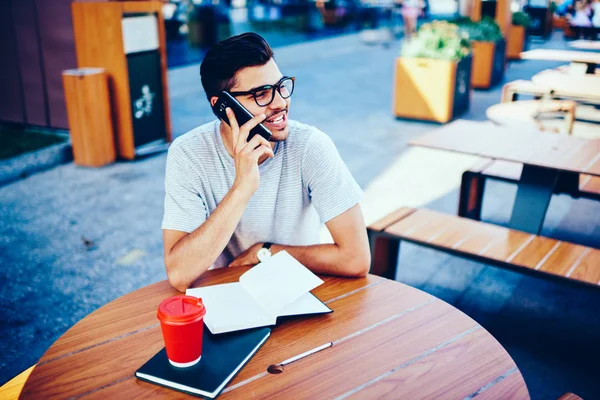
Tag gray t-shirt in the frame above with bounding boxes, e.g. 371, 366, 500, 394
162, 119, 362, 269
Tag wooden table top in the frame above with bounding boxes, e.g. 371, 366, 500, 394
568, 40, 600, 51
21, 267, 529, 399
520, 49, 600, 64
409, 120, 600, 176
486, 100, 575, 133
531, 70, 600, 99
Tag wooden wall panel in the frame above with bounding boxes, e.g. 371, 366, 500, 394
12, 0, 48, 127
0, 0, 26, 124
35, 0, 77, 129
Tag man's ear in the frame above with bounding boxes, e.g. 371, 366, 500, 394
210, 96, 219, 108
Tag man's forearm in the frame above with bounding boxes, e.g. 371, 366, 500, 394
166, 186, 252, 290
270, 243, 370, 277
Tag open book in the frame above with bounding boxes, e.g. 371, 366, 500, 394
186, 251, 332, 334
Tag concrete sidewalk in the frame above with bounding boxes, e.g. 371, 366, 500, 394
1, 31, 599, 399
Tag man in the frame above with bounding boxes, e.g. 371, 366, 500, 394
162, 33, 370, 292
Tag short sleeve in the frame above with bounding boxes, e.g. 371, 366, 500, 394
302, 130, 363, 223
161, 144, 208, 233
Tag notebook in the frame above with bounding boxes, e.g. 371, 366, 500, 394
135, 327, 270, 399
186, 251, 332, 334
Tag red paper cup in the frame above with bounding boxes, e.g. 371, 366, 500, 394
157, 295, 206, 368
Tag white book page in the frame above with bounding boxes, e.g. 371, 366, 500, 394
239, 251, 324, 317
186, 283, 275, 334
278, 292, 331, 317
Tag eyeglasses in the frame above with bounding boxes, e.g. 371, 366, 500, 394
229, 76, 295, 107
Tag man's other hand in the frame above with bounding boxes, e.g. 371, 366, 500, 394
228, 242, 263, 268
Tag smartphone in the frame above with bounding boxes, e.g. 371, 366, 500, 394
213, 91, 272, 141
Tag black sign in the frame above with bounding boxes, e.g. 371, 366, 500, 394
127, 51, 167, 148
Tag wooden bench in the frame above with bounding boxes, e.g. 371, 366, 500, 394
0, 366, 34, 400
367, 207, 600, 286
458, 159, 600, 221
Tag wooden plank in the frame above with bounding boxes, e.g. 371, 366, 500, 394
368, 207, 415, 232
585, 151, 600, 176
55, 280, 433, 399
569, 248, 600, 285
475, 369, 531, 400
521, 49, 600, 64
218, 301, 480, 399
384, 209, 439, 237
468, 158, 496, 174
580, 174, 600, 195
343, 329, 523, 400
453, 222, 510, 255
427, 217, 481, 249
563, 142, 600, 175
527, 138, 589, 173
482, 160, 523, 181
402, 212, 466, 244
482, 230, 535, 263
384, 208, 526, 259
509, 236, 560, 269
0, 365, 35, 400
537, 242, 589, 277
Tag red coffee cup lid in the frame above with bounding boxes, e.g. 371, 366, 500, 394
157, 295, 206, 324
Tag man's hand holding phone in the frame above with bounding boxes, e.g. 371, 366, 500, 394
227, 107, 274, 196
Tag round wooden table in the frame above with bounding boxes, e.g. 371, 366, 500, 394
568, 40, 600, 51
21, 268, 530, 399
486, 100, 576, 134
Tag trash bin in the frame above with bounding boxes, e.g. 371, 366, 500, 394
62, 68, 116, 167
189, 5, 231, 47
122, 14, 168, 150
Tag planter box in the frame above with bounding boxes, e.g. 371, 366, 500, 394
507, 25, 526, 60
552, 15, 568, 30
393, 56, 472, 123
471, 39, 506, 89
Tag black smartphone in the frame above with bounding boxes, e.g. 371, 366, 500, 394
213, 91, 272, 141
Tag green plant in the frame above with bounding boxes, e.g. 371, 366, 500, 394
401, 21, 471, 60
454, 16, 504, 42
512, 11, 531, 27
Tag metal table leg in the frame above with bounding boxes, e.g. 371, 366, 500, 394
509, 164, 559, 234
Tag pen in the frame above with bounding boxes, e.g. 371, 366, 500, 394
267, 342, 333, 374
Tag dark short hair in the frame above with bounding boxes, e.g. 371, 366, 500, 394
200, 33, 274, 105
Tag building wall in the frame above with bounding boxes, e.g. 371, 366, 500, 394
0, 0, 77, 129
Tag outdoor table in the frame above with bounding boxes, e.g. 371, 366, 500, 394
520, 49, 600, 74
410, 120, 600, 234
531, 69, 600, 102
568, 40, 600, 51
486, 100, 576, 134
20, 267, 529, 399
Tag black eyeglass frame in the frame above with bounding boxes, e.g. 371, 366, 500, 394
229, 76, 295, 107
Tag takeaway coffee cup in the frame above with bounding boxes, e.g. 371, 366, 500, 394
157, 295, 206, 368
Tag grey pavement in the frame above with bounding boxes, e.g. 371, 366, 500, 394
1, 30, 600, 400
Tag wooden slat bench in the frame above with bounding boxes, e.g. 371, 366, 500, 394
367, 207, 600, 287
458, 159, 600, 221
0, 366, 35, 400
